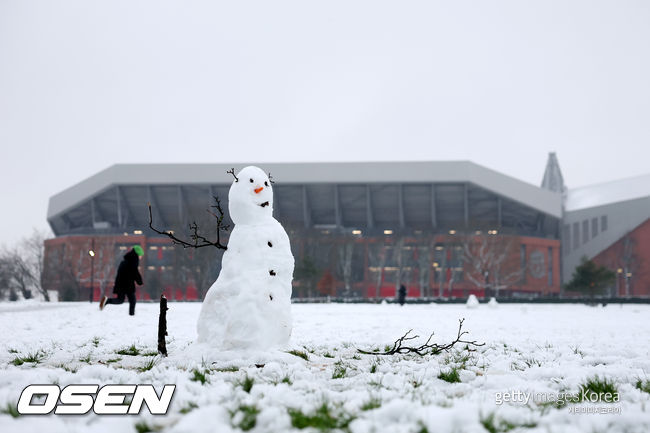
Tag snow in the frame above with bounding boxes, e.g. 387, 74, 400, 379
565, 172, 650, 211
466, 294, 479, 309
1, 302, 650, 433
488, 297, 498, 308
196, 166, 294, 350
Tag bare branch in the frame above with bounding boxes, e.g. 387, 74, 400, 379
357, 318, 484, 356
268, 172, 275, 184
227, 168, 239, 182
148, 198, 228, 250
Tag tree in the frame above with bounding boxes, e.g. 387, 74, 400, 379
565, 257, 615, 299
461, 233, 523, 297
294, 255, 320, 298
368, 242, 387, 298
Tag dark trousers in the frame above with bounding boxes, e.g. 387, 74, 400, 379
106, 292, 136, 315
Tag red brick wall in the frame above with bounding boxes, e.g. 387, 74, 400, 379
592, 218, 650, 297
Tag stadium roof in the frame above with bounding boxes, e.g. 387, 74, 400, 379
565, 172, 650, 212
47, 161, 562, 220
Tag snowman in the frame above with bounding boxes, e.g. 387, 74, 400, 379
196, 166, 294, 350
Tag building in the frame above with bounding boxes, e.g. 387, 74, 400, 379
43, 157, 649, 301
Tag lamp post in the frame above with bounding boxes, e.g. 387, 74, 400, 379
88, 239, 95, 303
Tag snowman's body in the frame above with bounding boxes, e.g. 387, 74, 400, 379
196, 166, 294, 350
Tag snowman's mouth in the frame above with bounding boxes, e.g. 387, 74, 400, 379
259, 201, 270, 208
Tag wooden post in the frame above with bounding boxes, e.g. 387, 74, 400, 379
158, 295, 168, 356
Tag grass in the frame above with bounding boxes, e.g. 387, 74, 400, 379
214, 365, 239, 372
281, 375, 293, 385
287, 349, 309, 361
79, 353, 92, 364
370, 362, 378, 374
106, 357, 121, 364
523, 357, 542, 368
438, 367, 461, 383
7, 348, 18, 354
237, 375, 255, 393
332, 361, 347, 379
141, 351, 159, 357
11, 350, 46, 366
190, 368, 210, 384
116, 344, 140, 356
577, 376, 619, 403
56, 363, 79, 373
288, 402, 354, 432
479, 411, 537, 433
134, 421, 162, 433
636, 379, 650, 394
1, 402, 19, 418
360, 397, 381, 411
231, 404, 260, 431
323, 352, 334, 358
179, 401, 198, 414
91, 337, 101, 347
138, 357, 158, 372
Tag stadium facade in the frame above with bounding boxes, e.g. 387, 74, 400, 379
43, 156, 650, 301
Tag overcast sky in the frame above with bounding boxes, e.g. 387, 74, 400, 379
1, 0, 649, 246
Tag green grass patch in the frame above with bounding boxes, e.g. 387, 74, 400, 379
7, 348, 18, 354
214, 365, 239, 372
479, 411, 537, 433
134, 421, 162, 433
636, 379, 650, 394
56, 363, 79, 373
281, 375, 293, 385
138, 357, 158, 372
237, 375, 255, 393
577, 376, 619, 403
141, 351, 159, 357
106, 357, 121, 364
1, 402, 19, 418
360, 397, 381, 411
438, 367, 461, 383
370, 363, 378, 374
11, 350, 46, 366
116, 344, 140, 356
288, 402, 354, 431
287, 350, 309, 361
190, 368, 210, 385
91, 337, 101, 347
79, 353, 92, 364
231, 404, 260, 431
332, 361, 347, 379
323, 352, 334, 358
179, 401, 198, 414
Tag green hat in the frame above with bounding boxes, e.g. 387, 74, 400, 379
133, 245, 144, 256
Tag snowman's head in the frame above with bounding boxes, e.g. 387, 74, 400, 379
228, 166, 274, 225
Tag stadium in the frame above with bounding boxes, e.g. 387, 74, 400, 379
43, 155, 650, 301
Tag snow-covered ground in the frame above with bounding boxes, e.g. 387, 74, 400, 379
1, 301, 649, 433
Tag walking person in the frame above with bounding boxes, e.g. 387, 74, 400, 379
99, 245, 144, 315
398, 284, 407, 306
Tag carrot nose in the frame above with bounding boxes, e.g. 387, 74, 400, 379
254, 187, 264, 194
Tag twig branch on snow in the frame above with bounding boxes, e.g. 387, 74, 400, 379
148, 196, 228, 250
357, 318, 484, 356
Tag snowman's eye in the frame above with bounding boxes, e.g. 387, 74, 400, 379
249, 178, 254, 183
264, 181, 269, 187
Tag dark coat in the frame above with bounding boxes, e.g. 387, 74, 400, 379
113, 249, 143, 295
398, 285, 407, 306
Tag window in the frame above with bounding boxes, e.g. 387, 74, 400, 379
582, 220, 589, 243
520, 244, 527, 284
591, 217, 598, 238
601, 215, 608, 232
573, 222, 580, 249
562, 225, 571, 255
547, 247, 553, 286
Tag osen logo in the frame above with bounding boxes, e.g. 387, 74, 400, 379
17, 384, 175, 415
